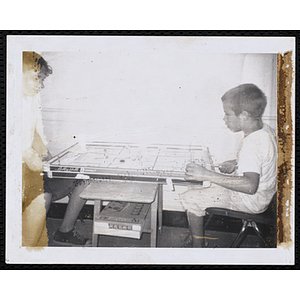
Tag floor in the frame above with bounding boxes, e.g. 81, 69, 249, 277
46, 203, 277, 248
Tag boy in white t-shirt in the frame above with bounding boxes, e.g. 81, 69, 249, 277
181, 84, 277, 247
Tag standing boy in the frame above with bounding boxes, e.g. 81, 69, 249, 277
22, 52, 90, 246
181, 84, 277, 247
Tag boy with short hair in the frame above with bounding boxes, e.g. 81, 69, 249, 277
22, 52, 90, 246
181, 83, 277, 247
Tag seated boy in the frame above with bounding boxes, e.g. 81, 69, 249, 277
180, 83, 277, 247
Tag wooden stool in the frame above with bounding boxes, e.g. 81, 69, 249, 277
80, 181, 160, 247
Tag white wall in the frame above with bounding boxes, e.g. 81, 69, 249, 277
39, 42, 277, 211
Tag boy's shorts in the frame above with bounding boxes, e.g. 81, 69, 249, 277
22, 163, 44, 211
43, 176, 78, 202
22, 162, 87, 210
180, 183, 253, 217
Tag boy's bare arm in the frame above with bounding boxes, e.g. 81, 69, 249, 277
185, 163, 259, 195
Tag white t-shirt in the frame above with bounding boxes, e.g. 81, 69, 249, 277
229, 124, 277, 213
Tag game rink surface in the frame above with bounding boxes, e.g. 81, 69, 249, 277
45, 142, 214, 181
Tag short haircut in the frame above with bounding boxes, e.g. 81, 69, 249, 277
23, 51, 52, 76
221, 84, 267, 118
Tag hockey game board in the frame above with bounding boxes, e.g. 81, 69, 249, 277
43, 141, 214, 184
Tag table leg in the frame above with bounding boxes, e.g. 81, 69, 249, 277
150, 191, 158, 247
92, 200, 102, 247
158, 184, 163, 234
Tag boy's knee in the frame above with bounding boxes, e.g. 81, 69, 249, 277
187, 210, 206, 220
27, 194, 47, 212
74, 180, 89, 191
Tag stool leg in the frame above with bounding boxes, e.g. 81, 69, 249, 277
92, 233, 98, 247
150, 193, 158, 247
158, 184, 163, 234
230, 220, 248, 248
204, 214, 213, 229
92, 200, 102, 247
251, 222, 272, 247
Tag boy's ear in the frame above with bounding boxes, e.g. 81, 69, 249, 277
240, 110, 250, 120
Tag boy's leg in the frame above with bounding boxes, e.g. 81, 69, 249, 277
58, 181, 89, 233
22, 192, 53, 247
187, 212, 205, 248
180, 184, 232, 248
44, 192, 52, 214
22, 194, 48, 246
36, 220, 49, 247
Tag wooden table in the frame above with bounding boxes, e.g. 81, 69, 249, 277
80, 180, 160, 247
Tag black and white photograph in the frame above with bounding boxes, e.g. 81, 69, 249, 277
6, 35, 295, 264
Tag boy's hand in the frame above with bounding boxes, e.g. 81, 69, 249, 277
219, 160, 236, 174
42, 149, 52, 162
185, 163, 210, 181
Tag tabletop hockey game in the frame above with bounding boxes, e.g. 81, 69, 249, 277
43, 141, 214, 185
44, 141, 215, 243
